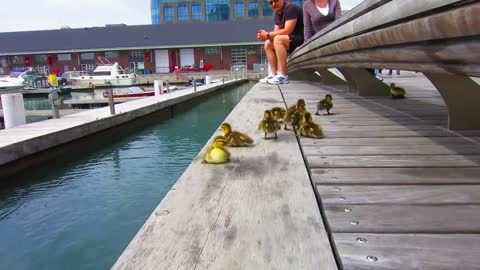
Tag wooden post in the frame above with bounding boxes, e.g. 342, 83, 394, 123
107, 88, 115, 115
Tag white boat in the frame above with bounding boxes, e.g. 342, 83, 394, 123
70, 62, 138, 87
0, 81, 23, 91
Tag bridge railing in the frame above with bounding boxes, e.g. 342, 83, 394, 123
287, 0, 480, 130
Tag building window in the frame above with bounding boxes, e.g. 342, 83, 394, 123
129, 50, 144, 61
151, 0, 160, 24
231, 47, 247, 65
104, 51, 119, 59
248, 1, 259, 17
57, 54, 72, 61
205, 47, 221, 56
178, 5, 188, 21
33, 65, 49, 76
234, 2, 244, 17
258, 46, 267, 64
34, 55, 48, 64
292, 0, 302, 7
0, 56, 7, 67
80, 53, 95, 61
81, 64, 95, 72
11, 56, 24, 65
192, 5, 202, 21
206, 0, 230, 22
263, 0, 273, 16
164, 6, 174, 22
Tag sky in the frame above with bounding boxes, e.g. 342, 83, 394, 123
0, 0, 364, 33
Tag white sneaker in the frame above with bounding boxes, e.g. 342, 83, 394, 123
268, 74, 289, 84
259, 74, 275, 83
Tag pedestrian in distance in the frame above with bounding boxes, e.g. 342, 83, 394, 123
257, 0, 304, 85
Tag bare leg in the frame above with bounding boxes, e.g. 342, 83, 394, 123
265, 40, 278, 75
273, 35, 290, 75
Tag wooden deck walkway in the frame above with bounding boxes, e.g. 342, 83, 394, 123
281, 74, 480, 269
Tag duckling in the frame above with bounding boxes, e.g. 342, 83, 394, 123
202, 136, 231, 164
284, 99, 306, 130
315, 94, 333, 115
299, 112, 324, 139
390, 83, 406, 99
258, 110, 281, 139
270, 107, 286, 123
220, 122, 254, 147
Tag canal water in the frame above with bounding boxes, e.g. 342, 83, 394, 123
0, 81, 254, 270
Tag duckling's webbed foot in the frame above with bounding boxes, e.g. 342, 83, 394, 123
315, 111, 320, 115
284, 124, 290, 130
274, 133, 278, 139
327, 110, 331, 115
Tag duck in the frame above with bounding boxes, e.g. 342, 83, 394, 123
315, 94, 333, 115
220, 122, 254, 147
258, 110, 281, 139
299, 112, 324, 139
390, 83, 406, 99
270, 107, 286, 123
284, 99, 306, 130
202, 136, 231, 164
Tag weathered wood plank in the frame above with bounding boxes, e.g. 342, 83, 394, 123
321, 130, 457, 138
303, 144, 480, 155
324, 205, 480, 232
301, 137, 473, 146
317, 125, 447, 132
317, 185, 480, 204
334, 233, 480, 270
308, 155, 480, 168
113, 83, 337, 269
312, 167, 480, 184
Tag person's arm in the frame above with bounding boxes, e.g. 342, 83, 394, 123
334, 0, 342, 19
303, 2, 313, 41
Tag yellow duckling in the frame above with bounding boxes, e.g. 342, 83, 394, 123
270, 107, 286, 122
220, 122, 254, 147
258, 110, 281, 139
316, 94, 333, 115
390, 83, 406, 99
202, 136, 231, 164
284, 99, 306, 130
299, 112, 324, 139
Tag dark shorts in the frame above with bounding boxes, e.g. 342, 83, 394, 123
288, 34, 304, 54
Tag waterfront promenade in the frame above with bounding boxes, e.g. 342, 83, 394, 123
114, 73, 480, 269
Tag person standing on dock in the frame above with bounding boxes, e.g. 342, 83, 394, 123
303, 0, 342, 42
257, 0, 304, 85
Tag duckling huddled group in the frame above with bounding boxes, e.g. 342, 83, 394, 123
203, 95, 336, 164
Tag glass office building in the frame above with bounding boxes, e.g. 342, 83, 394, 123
151, 0, 303, 24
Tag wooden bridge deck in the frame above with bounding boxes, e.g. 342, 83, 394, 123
281, 74, 480, 270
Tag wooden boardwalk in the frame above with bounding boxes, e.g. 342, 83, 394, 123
281, 74, 480, 270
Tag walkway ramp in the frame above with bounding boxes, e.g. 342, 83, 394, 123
113, 83, 337, 269
280, 75, 480, 270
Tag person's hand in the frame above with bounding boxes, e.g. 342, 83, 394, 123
257, 29, 268, 41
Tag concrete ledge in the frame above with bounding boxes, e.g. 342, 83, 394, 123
0, 80, 245, 167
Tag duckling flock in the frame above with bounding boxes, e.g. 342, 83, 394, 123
202, 94, 335, 164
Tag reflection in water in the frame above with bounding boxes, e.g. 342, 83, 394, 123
0, 81, 255, 270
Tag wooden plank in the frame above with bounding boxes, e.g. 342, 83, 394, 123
321, 130, 456, 138
333, 233, 480, 270
324, 205, 480, 232
303, 144, 480, 155
300, 137, 473, 146
318, 125, 447, 132
312, 167, 480, 184
307, 155, 480, 168
317, 185, 480, 204
113, 83, 337, 269
315, 119, 447, 126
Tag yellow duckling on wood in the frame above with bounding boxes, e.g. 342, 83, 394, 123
390, 83, 406, 99
270, 107, 286, 123
284, 99, 306, 130
202, 136, 231, 164
299, 112, 324, 139
220, 122, 254, 147
316, 94, 333, 115
258, 110, 281, 139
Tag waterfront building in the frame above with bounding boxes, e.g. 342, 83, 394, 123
151, 0, 304, 24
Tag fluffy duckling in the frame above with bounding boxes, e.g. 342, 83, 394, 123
316, 94, 333, 115
202, 136, 231, 164
390, 83, 406, 99
284, 99, 306, 130
220, 122, 254, 147
258, 110, 281, 139
299, 112, 324, 139
270, 107, 286, 123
